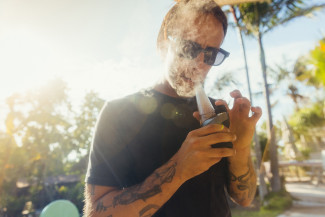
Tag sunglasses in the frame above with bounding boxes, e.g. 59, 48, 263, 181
169, 36, 230, 66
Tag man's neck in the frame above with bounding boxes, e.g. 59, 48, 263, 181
153, 79, 180, 98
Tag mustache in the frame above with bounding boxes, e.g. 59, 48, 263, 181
183, 69, 204, 83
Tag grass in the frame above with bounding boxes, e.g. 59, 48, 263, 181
231, 209, 283, 217
231, 190, 293, 217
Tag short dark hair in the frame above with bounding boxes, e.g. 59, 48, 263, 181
157, 0, 228, 55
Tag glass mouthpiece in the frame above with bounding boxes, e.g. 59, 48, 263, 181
195, 84, 216, 123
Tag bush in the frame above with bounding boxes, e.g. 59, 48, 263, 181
262, 190, 292, 211
231, 189, 293, 217
57, 181, 85, 213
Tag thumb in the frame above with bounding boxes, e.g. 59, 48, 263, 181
193, 111, 201, 123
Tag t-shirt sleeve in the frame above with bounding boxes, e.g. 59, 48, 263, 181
85, 100, 136, 188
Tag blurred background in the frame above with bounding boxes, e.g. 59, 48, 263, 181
0, 0, 324, 216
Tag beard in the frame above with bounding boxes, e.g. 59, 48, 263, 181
164, 47, 207, 98
167, 66, 205, 98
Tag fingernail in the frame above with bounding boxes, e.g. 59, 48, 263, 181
233, 135, 237, 141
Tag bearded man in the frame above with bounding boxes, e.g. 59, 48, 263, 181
84, 1, 262, 216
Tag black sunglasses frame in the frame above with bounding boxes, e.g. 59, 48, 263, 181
170, 37, 230, 66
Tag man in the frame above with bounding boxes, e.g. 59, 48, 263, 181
84, 1, 262, 216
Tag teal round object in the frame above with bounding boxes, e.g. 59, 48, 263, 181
40, 200, 79, 217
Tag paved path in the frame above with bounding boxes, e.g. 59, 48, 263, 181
278, 182, 325, 217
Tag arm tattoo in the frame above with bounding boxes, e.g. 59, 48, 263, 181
230, 166, 250, 190
139, 204, 160, 217
229, 157, 255, 200
96, 199, 112, 212
112, 161, 177, 207
113, 185, 162, 207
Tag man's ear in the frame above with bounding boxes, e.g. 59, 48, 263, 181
157, 37, 169, 60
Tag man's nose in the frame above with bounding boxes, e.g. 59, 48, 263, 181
188, 53, 205, 74
194, 52, 206, 67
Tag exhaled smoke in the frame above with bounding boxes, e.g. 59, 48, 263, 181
166, 45, 205, 97
164, 0, 222, 97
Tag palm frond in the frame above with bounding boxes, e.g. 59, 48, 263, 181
264, 3, 325, 34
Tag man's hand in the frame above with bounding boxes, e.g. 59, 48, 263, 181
173, 124, 236, 182
215, 90, 262, 151
213, 89, 261, 206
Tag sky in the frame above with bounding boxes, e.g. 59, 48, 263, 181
1, 0, 325, 130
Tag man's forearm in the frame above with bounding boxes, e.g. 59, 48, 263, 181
85, 158, 184, 217
227, 147, 257, 206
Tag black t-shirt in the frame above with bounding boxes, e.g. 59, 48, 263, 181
85, 89, 231, 217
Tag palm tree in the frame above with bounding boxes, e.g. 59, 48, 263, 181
232, 0, 325, 192
270, 61, 308, 111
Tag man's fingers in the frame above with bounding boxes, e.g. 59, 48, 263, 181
199, 131, 236, 146
235, 97, 251, 115
206, 147, 235, 158
250, 106, 262, 123
214, 99, 230, 111
193, 111, 201, 122
230, 90, 244, 112
191, 124, 229, 137
230, 89, 242, 99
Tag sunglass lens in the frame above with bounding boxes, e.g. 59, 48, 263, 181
176, 38, 229, 66
213, 52, 226, 66
204, 48, 217, 66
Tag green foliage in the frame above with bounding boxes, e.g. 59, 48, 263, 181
232, 190, 292, 217
309, 38, 325, 86
56, 180, 85, 212
235, 1, 325, 37
70, 91, 105, 159
295, 38, 325, 88
258, 129, 269, 162
231, 1, 325, 193
232, 209, 282, 217
2, 195, 28, 217
300, 147, 311, 159
237, 1, 276, 35
262, 190, 293, 211
0, 79, 105, 216
5, 79, 72, 181
289, 101, 325, 133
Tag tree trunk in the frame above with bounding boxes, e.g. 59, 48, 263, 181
257, 31, 281, 192
282, 117, 301, 159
